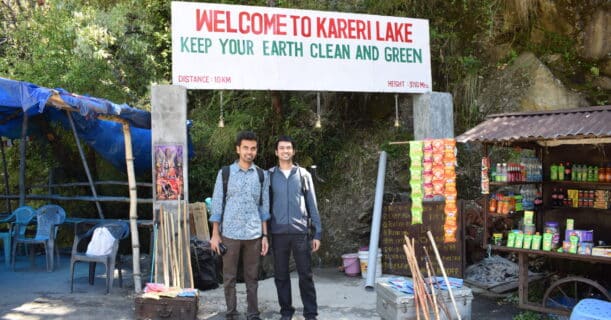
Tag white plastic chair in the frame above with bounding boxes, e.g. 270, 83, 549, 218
11, 205, 65, 271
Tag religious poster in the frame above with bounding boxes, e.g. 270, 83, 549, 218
155, 145, 184, 200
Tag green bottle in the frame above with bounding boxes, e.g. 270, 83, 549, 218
550, 164, 558, 181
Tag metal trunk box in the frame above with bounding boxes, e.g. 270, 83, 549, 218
134, 295, 198, 320
376, 277, 473, 320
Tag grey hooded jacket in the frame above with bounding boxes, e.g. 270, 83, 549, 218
269, 166, 322, 240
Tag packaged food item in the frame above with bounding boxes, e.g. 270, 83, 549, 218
507, 232, 516, 248
566, 218, 574, 231
492, 233, 503, 246
531, 233, 542, 250
523, 234, 532, 249
515, 233, 524, 248
544, 221, 560, 249
542, 233, 553, 251
578, 242, 593, 255
569, 235, 579, 254
524, 211, 534, 225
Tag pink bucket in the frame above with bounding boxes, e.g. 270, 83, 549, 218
341, 253, 360, 277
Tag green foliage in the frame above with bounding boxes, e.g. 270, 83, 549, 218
513, 311, 544, 320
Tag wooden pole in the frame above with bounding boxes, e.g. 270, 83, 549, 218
184, 201, 194, 288
18, 112, 28, 207
177, 201, 183, 288
426, 231, 461, 320
66, 111, 104, 219
122, 120, 142, 292
0, 137, 12, 212
161, 206, 169, 287
424, 253, 440, 320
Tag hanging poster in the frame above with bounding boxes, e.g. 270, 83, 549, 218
154, 145, 184, 201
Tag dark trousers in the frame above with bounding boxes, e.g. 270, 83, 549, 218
272, 234, 318, 318
222, 236, 262, 320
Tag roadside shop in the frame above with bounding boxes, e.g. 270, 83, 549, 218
456, 106, 611, 316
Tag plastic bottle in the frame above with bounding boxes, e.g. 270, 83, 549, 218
564, 162, 571, 181
558, 163, 565, 180
550, 163, 558, 181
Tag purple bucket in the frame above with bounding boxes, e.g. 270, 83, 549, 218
341, 253, 360, 277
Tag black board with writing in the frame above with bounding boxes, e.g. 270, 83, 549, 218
381, 201, 463, 277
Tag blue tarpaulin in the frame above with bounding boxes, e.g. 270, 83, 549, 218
0, 77, 188, 176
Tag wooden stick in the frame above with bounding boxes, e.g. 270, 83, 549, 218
404, 243, 421, 320
403, 237, 430, 320
161, 206, 169, 287
184, 201, 194, 288
169, 208, 178, 287
423, 246, 451, 320
405, 237, 431, 320
426, 231, 461, 320
424, 252, 440, 320
177, 200, 183, 288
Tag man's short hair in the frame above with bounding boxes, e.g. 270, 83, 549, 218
235, 130, 258, 147
275, 135, 296, 150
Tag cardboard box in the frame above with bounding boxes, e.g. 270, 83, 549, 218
134, 295, 198, 320
376, 277, 473, 320
592, 246, 611, 257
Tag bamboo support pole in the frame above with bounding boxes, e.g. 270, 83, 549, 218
426, 231, 461, 320
184, 201, 194, 288
121, 120, 142, 292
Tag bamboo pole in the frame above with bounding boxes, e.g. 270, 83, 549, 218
169, 209, 178, 287
66, 111, 104, 219
18, 112, 28, 207
424, 252, 440, 320
161, 206, 169, 287
423, 246, 452, 320
404, 236, 430, 320
177, 201, 184, 288
184, 201, 194, 288
426, 231, 461, 320
0, 137, 12, 212
122, 120, 142, 292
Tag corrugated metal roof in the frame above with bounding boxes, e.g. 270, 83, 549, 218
456, 106, 611, 144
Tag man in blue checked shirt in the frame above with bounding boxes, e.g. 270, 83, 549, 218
209, 131, 270, 320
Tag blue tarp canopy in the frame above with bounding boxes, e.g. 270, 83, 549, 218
0, 77, 183, 176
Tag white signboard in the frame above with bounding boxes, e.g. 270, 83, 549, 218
171, 2, 431, 93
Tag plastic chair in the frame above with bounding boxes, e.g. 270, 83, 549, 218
69, 221, 130, 294
0, 207, 26, 267
570, 298, 611, 320
11, 204, 65, 272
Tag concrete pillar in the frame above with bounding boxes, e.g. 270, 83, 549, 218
413, 92, 454, 139
151, 85, 191, 286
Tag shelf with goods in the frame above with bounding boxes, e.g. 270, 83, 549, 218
482, 151, 544, 247
456, 107, 611, 316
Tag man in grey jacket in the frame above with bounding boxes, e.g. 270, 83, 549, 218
269, 135, 322, 320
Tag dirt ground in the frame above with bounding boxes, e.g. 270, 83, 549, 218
0, 254, 523, 319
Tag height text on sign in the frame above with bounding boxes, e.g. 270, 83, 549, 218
171, 2, 432, 92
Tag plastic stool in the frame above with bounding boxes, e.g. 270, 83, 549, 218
569, 298, 611, 320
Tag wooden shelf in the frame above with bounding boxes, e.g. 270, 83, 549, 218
545, 180, 611, 190
491, 245, 611, 264
489, 181, 541, 186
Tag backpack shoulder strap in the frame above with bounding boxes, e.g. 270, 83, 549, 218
256, 167, 264, 206
297, 166, 310, 217
221, 165, 230, 220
